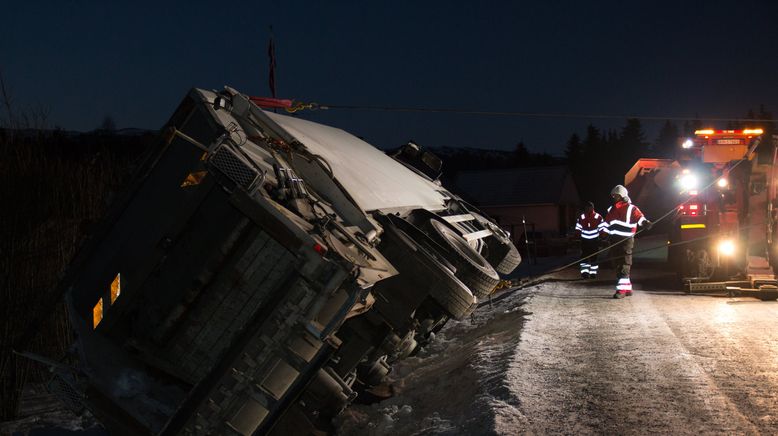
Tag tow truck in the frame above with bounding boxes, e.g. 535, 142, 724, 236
625, 128, 778, 300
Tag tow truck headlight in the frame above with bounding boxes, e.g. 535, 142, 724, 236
718, 239, 736, 257
682, 139, 694, 149
679, 173, 699, 191
717, 178, 728, 188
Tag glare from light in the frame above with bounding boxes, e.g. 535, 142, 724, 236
680, 173, 699, 191
695, 129, 715, 135
717, 178, 728, 188
713, 303, 737, 325
682, 139, 694, 149
743, 128, 763, 135
718, 239, 736, 257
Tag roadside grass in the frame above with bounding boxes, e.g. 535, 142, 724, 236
0, 130, 153, 420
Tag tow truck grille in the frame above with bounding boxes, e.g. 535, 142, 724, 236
210, 146, 259, 190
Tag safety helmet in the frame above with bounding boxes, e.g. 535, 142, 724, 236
610, 185, 630, 202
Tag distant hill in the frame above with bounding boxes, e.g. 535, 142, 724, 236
423, 146, 565, 184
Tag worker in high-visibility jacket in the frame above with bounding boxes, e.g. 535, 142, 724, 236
603, 185, 652, 299
575, 201, 606, 279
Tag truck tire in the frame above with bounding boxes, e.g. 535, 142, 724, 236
468, 214, 521, 275
425, 219, 500, 298
379, 218, 477, 320
484, 237, 522, 275
429, 277, 478, 319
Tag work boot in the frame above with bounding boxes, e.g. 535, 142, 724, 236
616, 278, 632, 296
613, 292, 625, 299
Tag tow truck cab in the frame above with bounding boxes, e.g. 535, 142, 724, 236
666, 128, 778, 299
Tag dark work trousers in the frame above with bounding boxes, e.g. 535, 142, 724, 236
580, 238, 600, 276
609, 236, 634, 279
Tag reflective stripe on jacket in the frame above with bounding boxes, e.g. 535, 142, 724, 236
604, 201, 646, 237
575, 211, 606, 239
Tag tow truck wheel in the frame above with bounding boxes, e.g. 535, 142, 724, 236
758, 286, 778, 301
682, 248, 715, 280
425, 219, 500, 298
695, 249, 716, 280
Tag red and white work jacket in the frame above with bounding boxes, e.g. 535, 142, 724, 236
575, 211, 606, 240
604, 200, 647, 237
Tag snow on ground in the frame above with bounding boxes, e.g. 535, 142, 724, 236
335, 286, 535, 435
337, 235, 778, 435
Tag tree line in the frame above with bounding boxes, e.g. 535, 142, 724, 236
434, 105, 773, 213
565, 106, 774, 210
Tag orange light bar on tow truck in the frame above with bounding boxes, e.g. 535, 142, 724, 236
694, 128, 763, 136
691, 129, 762, 162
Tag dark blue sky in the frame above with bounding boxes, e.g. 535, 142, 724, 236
3, 1, 777, 154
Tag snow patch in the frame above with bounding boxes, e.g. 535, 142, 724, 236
336, 289, 533, 435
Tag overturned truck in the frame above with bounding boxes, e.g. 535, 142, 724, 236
53, 86, 520, 435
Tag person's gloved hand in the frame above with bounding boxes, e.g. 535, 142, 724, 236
642, 220, 653, 231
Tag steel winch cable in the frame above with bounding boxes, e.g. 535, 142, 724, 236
278, 100, 778, 125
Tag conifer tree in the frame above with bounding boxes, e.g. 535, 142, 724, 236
565, 133, 583, 163
514, 140, 530, 166
620, 118, 648, 165
655, 120, 680, 159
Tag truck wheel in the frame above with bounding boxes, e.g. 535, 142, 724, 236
426, 219, 500, 298
379, 219, 477, 320
485, 239, 522, 275
471, 217, 521, 275
428, 276, 478, 320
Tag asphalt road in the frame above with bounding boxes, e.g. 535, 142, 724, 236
497, 242, 778, 434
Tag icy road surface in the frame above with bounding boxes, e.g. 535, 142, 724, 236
337, 248, 778, 434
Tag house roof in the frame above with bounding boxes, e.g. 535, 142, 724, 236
453, 166, 579, 206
